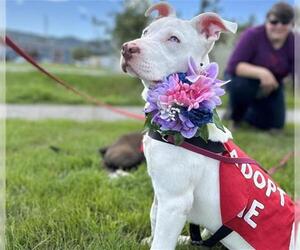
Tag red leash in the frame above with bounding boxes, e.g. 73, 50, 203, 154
4, 36, 145, 121
267, 151, 294, 175
166, 136, 264, 168
167, 136, 293, 175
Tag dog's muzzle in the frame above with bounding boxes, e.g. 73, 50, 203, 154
121, 42, 141, 73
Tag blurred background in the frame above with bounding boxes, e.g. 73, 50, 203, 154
4, 1, 297, 249
5, 0, 295, 107
6, 0, 294, 69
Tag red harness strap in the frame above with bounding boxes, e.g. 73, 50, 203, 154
166, 136, 262, 167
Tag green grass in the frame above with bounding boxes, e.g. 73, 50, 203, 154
6, 119, 294, 249
6, 62, 108, 75
6, 120, 149, 249
6, 64, 295, 108
6, 70, 144, 106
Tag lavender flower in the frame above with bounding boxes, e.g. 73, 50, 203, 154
144, 57, 227, 139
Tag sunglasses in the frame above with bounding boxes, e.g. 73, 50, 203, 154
268, 19, 290, 25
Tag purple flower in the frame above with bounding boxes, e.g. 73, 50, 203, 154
186, 57, 218, 82
144, 57, 227, 139
151, 105, 198, 138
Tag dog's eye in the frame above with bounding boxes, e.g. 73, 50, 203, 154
168, 36, 180, 43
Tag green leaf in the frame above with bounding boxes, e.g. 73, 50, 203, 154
197, 124, 209, 142
174, 133, 184, 145
143, 113, 153, 133
213, 109, 225, 133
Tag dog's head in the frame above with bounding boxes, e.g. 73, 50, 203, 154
120, 2, 237, 86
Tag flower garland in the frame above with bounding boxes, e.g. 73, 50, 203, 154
144, 57, 227, 145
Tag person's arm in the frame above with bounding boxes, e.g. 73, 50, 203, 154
227, 27, 278, 95
236, 62, 279, 95
236, 62, 265, 79
226, 29, 257, 76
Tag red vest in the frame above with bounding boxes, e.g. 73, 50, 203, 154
220, 140, 294, 250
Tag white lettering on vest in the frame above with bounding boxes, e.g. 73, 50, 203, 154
244, 199, 265, 228
229, 149, 239, 168
229, 149, 286, 207
230, 149, 238, 158
253, 171, 266, 189
237, 207, 246, 218
266, 179, 277, 197
278, 187, 286, 206
241, 163, 253, 179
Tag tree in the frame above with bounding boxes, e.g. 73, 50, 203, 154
112, 0, 150, 49
27, 49, 39, 60
238, 14, 257, 33
199, 0, 221, 14
72, 47, 92, 61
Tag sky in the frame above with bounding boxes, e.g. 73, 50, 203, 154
6, 0, 295, 41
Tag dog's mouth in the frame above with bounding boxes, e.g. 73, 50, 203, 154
121, 60, 162, 85
121, 61, 132, 74
121, 60, 129, 73
121, 62, 141, 78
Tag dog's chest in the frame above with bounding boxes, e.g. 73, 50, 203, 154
143, 134, 219, 178
143, 134, 222, 226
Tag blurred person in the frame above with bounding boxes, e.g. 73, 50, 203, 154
225, 2, 294, 131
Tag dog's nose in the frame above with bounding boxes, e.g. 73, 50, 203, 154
121, 42, 140, 61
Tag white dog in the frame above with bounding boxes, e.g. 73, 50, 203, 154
120, 3, 294, 250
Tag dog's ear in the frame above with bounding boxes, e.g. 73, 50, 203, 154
145, 2, 176, 19
191, 12, 237, 41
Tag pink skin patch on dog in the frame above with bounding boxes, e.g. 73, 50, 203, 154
200, 17, 226, 39
145, 3, 174, 18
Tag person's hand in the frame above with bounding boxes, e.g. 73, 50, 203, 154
258, 68, 279, 96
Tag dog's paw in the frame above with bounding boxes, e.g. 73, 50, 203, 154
108, 169, 130, 179
177, 235, 191, 245
141, 236, 152, 246
201, 228, 212, 240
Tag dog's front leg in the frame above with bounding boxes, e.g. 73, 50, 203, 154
141, 195, 158, 246
151, 192, 193, 250
150, 195, 158, 238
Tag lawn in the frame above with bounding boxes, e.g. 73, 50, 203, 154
6, 63, 295, 108
6, 119, 294, 249
6, 67, 144, 106
6, 62, 108, 76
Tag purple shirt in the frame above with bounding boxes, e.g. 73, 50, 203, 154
226, 25, 294, 82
